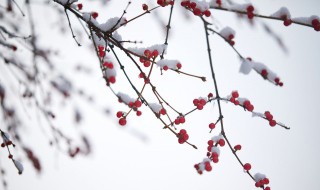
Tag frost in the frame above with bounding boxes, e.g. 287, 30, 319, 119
13, 159, 24, 174
271, 7, 291, 19
239, 59, 253, 75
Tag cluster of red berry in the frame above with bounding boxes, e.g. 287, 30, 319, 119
180, 1, 211, 17
157, 0, 174, 7
246, 5, 255, 19
139, 49, 159, 67
177, 129, 189, 144
193, 97, 207, 110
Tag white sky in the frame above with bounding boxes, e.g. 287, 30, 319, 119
2, 0, 320, 190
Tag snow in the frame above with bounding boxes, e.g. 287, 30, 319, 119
210, 146, 220, 155
271, 7, 291, 19
117, 92, 135, 104
292, 15, 319, 25
239, 59, 253, 75
99, 17, 127, 32
127, 44, 167, 56
13, 159, 24, 174
149, 103, 162, 113
211, 134, 223, 143
219, 26, 235, 39
227, 3, 252, 12
156, 59, 180, 70
254, 173, 266, 182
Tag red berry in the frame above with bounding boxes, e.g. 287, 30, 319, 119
314, 24, 320, 31
109, 76, 116, 84
262, 178, 270, 184
1, 143, 5, 147
218, 139, 225, 147
179, 116, 185, 124
92, 12, 98, 19
312, 19, 320, 26
179, 129, 187, 134
197, 104, 203, 110
8, 154, 13, 159
265, 187, 271, 190
234, 100, 239, 105
284, 19, 292, 26
163, 65, 169, 71
269, 120, 276, 127
176, 63, 182, 69
144, 49, 151, 57
199, 99, 206, 105
193, 8, 201, 16
139, 72, 145, 78
193, 99, 199, 105
134, 100, 142, 108
274, 77, 280, 84
204, 10, 211, 17
160, 108, 166, 115
209, 123, 215, 129
255, 181, 262, 187
142, 4, 148, 11
178, 138, 185, 144
243, 100, 251, 107
77, 3, 83, 10
247, 104, 254, 112
116, 111, 123, 118
174, 118, 180, 125
228, 34, 234, 40
205, 164, 212, 171
119, 118, 127, 126
144, 61, 151, 67
234, 144, 241, 151
190, 2, 197, 9
246, 5, 254, 12
243, 163, 251, 171
207, 140, 214, 146
136, 110, 142, 116
264, 111, 273, 121
247, 12, 254, 19
261, 69, 268, 78
212, 156, 219, 163
152, 50, 159, 57
231, 91, 239, 98
208, 93, 213, 98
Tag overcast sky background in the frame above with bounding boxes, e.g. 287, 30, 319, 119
2, 0, 320, 190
